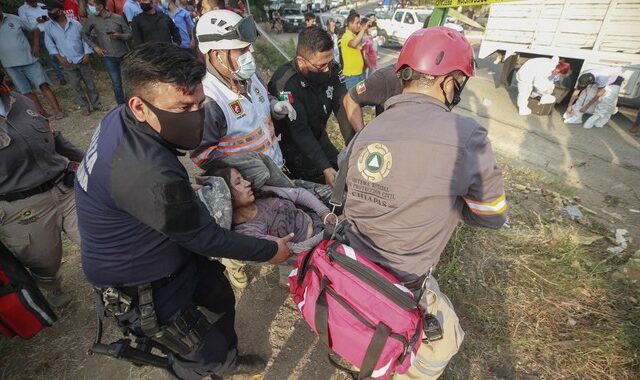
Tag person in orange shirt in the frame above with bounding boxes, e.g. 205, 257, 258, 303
106, 0, 125, 15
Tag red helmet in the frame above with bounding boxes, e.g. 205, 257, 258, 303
396, 27, 475, 78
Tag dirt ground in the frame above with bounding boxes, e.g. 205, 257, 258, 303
1, 47, 639, 379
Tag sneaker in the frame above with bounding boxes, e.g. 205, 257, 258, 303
226, 267, 248, 289
518, 107, 532, 116
232, 355, 266, 376
47, 287, 72, 308
93, 104, 108, 112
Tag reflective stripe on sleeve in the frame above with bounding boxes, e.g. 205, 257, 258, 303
463, 193, 506, 215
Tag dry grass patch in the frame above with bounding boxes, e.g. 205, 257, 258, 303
437, 173, 639, 379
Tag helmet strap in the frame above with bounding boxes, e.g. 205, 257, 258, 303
439, 75, 468, 111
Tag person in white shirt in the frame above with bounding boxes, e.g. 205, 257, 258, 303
18, 0, 66, 85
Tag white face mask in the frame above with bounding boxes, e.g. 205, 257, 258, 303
218, 51, 256, 81
233, 51, 256, 80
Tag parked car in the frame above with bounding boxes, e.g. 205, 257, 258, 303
336, 8, 351, 17
315, 12, 345, 31
330, 0, 340, 8
280, 6, 305, 32
377, 8, 463, 47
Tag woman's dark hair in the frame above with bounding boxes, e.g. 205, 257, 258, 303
204, 160, 235, 188
297, 26, 334, 58
121, 42, 206, 101
204, 162, 278, 202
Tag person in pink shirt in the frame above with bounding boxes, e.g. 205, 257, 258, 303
361, 16, 378, 77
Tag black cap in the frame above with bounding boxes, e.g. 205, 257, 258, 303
577, 73, 595, 90
41, 0, 65, 10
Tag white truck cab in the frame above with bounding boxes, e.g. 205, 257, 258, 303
377, 8, 463, 47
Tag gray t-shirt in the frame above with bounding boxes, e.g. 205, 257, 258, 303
0, 13, 38, 68
233, 186, 330, 252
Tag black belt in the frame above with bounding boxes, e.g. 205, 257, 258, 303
0, 172, 64, 202
101, 260, 191, 299
109, 273, 180, 300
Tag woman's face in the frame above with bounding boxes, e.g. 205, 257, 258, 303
229, 168, 255, 207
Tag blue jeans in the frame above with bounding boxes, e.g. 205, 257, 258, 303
5, 61, 51, 94
103, 56, 125, 105
344, 74, 364, 90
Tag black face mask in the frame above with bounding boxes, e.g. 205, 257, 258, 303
141, 99, 204, 150
440, 76, 468, 111
305, 69, 331, 87
140, 3, 152, 12
48, 11, 62, 21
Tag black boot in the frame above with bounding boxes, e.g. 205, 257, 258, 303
231, 355, 266, 375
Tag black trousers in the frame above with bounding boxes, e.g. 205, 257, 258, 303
118, 259, 238, 380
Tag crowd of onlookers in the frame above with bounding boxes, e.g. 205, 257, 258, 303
0, 0, 244, 117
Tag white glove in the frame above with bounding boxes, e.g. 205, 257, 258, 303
271, 100, 297, 121
539, 94, 556, 105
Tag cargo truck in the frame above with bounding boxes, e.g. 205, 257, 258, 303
478, 0, 640, 106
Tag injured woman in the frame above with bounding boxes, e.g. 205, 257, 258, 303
203, 164, 337, 288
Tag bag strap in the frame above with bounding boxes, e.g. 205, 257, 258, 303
359, 323, 391, 379
330, 132, 359, 208
324, 133, 360, 239
327, 353, 358, 380
314, 277, 331, 347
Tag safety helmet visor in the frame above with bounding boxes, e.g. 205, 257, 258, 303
198, 16, 258, 45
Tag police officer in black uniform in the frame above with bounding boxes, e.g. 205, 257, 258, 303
268, 26, 351, 187
74, 43, 293, 380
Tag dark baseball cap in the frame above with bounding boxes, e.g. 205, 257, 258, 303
41, 0, 65, 10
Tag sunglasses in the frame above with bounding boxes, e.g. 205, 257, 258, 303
198, 16, 258, 44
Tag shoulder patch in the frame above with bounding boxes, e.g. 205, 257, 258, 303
357, 143, 393, 183
355, 80, 366, 95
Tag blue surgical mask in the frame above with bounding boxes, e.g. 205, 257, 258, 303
552, 74, 561, 82
87, 5, 99, 16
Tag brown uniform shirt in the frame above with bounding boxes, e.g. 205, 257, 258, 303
0, 93, 84, 195
347, 64, 402, 114
344, 93, 507, 282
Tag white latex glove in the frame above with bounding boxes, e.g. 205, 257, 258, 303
539, 94, 556, 105
271, 100, 297, 121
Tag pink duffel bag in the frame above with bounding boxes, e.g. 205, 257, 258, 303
289, 240, 424, 379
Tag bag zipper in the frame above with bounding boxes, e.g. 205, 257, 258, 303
327, 245, 418, 311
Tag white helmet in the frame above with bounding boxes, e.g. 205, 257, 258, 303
197, 10, 257, 53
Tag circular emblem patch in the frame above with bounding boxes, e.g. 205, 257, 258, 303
357, 143, 392, 183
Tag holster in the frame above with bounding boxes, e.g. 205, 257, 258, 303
96, 283, 214, 358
